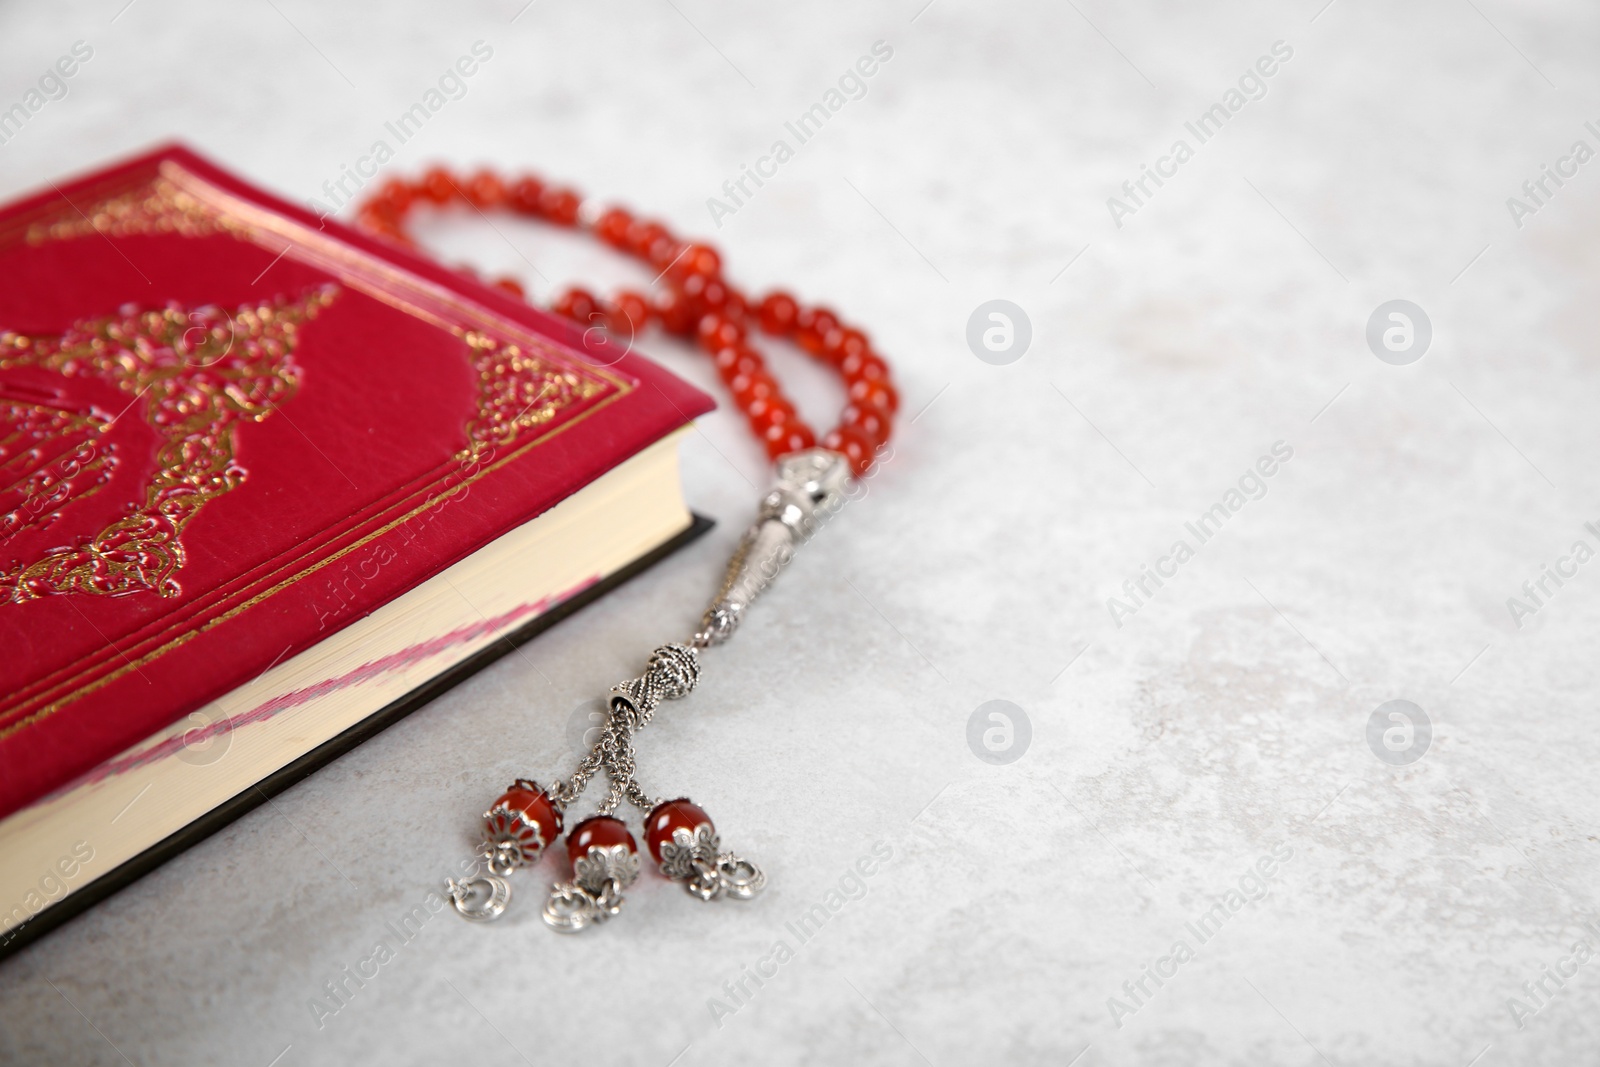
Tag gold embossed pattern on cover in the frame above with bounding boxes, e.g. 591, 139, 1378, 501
0, 286, 337, 603
21, 175, 238, 245
455, 329, 609, 463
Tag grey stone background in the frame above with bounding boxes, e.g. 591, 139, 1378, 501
2, 1, 1598, 1064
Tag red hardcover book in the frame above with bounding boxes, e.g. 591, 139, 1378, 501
0, 144, 714, 951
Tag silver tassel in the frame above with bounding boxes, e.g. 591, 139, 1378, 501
453, 449, 850, 927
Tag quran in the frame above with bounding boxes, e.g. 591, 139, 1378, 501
0, 144, 714, 956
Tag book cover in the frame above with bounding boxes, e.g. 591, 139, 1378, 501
0, 143, 714, 821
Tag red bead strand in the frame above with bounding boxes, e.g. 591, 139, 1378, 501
355, 168, 895, 476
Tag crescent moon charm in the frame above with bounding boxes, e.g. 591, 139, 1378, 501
445, 875, 512, 922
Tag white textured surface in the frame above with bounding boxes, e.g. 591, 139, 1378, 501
3, 2, 1599, 1064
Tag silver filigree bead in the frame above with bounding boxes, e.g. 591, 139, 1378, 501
647, 644, 699, 700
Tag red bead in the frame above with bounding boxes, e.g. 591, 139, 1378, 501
687, 243, 722, 277
465, 170, 506, 208
596, 208, 633, 248
493, 276, 526, 298
848, 378, 898, 414
714, 344, 764, 381
841, 401, 890, 445
731, 371, 778, 407
376, 178, 414, 214
356, 206, 392, 234
491, 783, 561, 836
758, 291, 799, 335
697, 313, 743, 352
819, 328, 847, 363
566, 815, 637, 868
626, 220, 669, 258
827, 332, 874, 370
645, 798, 714, 864
795, 308, 839, 356
721, 286, 749, 324
747, 395, 796, 435
827, 327, 871, 364
608, 290, 651, 334
795, 304, 837, 331
509, 176, 545, 214
484, 781, 562, 864
654, 288, 696, 335
420, 166, 457, 204
553, 287, 599, 323
649, 238, 685, 270
700, 281, 730, 315
764, 421, 816, 460
669, 243, 721, 281
823, 425, 876, 477
539, 186, 581, 225
357, 193, 392, 219
681, 273, 728, 317
841, 351, 889, 384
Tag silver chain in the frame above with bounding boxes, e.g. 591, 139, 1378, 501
547, 680, 662, 815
